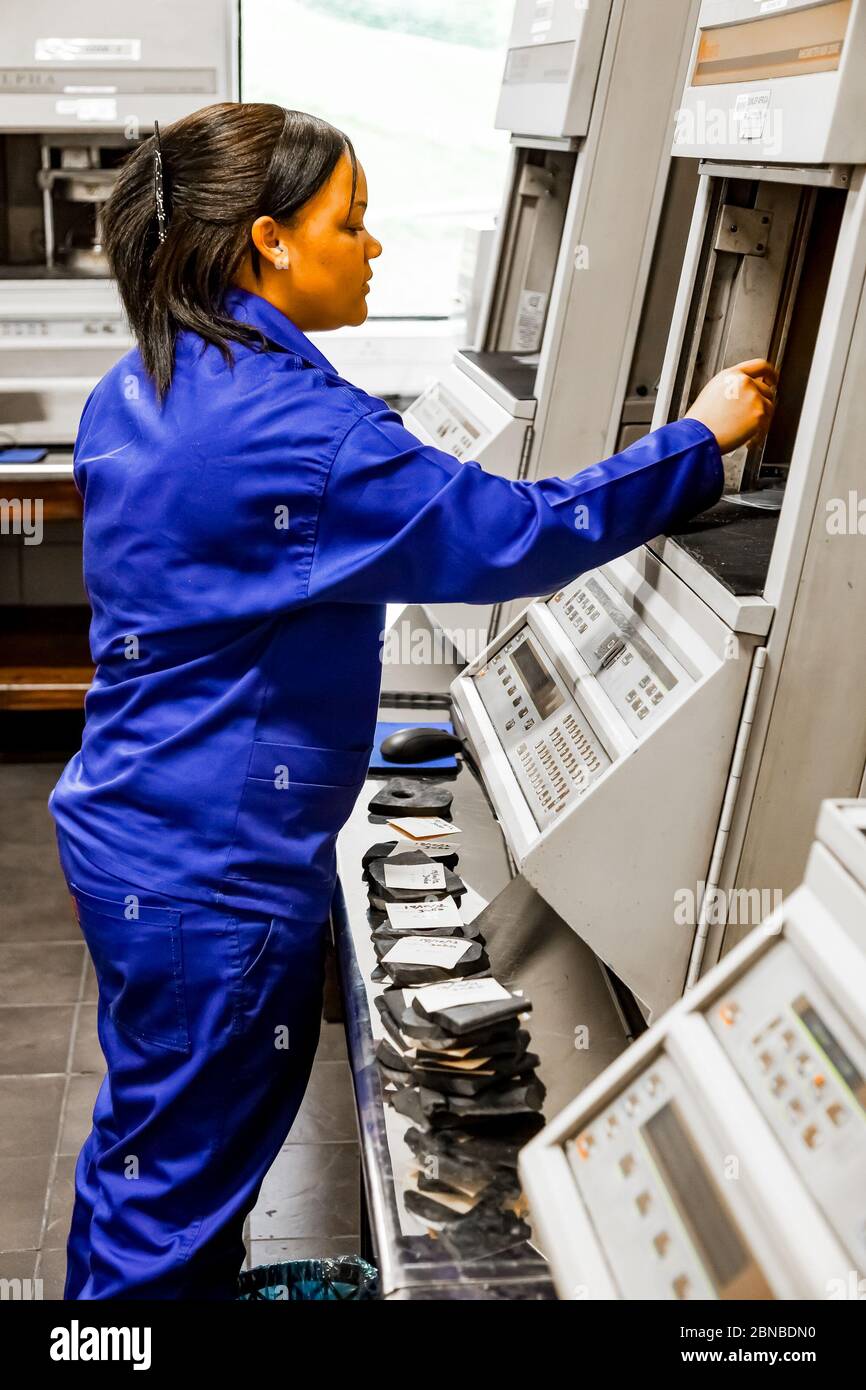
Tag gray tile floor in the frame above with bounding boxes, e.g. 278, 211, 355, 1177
0, 760, 361, 1299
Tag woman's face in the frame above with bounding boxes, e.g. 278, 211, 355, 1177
244, 150, 382, 331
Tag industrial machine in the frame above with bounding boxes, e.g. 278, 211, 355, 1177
519, 798, 866, 1300
0, 1, 238, 707
450, 0, 866, 1018
403, 0, 703, 657
0, 0, 238, 447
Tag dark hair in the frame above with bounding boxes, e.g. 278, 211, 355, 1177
102, 103, 357, 399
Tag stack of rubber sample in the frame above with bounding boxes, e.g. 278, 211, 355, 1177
361, 781, 546, 1257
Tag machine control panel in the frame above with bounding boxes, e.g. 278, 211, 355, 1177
709, 941, 866, 1270
547, 572, 693, 735
411, 381, 488, 461
473, 626, 610, 829
569, 1054, 773, 1300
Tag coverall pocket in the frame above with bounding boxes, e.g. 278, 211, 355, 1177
69, 882, 190, 1053
224, 741, 369, 894
237, 917, 275, 978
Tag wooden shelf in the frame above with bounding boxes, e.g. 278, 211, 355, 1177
0, 607, 93, 710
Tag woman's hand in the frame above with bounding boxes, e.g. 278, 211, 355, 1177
684, 358, 778, 454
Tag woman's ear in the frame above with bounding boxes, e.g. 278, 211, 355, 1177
250, 215, 288, 271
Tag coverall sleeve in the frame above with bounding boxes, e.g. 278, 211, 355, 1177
306, 403, 723, 605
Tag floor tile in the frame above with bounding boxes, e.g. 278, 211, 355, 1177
0, 945, 84, 1007
0, 1006, 75, 1075
70, 1005, 104, 1074
0, 844, 79, 943
0, 1250, 37, 1283
0, 763, 64, 801
248, 1236, 362, 1266
314, 1020, 348, 1061
0, 1156, 52, 1250
37, 1248, 68, 1301
82, 957, 98, 1002
250, 1143, 360, 1240
44, 1153, 78, 1249
58, 1073, 102, 1157
0, 796, 59, 847
0, 1076, 64, 1159
286, 1061, 358, 1144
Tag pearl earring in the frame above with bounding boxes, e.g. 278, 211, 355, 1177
275, 247, 289, 270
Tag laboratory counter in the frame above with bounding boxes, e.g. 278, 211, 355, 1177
332, 609, 631, 1300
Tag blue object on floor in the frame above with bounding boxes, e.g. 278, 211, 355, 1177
371, 719, 458, 771
0, 447, 49, 463
237, 1256, 379, 1300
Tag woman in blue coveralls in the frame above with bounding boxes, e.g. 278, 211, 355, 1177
49, 103, 776, 1300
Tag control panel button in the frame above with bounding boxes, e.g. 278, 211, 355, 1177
803, 1124, 822, 1149
826, 1103, 849, 1127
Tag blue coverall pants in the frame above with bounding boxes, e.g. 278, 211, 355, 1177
56, 829, 328, 1300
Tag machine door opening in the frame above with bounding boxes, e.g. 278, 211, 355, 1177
665, 175, 846, 598
459, 145, 577, 405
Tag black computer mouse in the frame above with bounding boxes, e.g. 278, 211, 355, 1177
379, 726, 464, 764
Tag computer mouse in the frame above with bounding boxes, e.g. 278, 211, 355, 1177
379, 726, 464, 764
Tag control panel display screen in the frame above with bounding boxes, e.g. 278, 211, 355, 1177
511, 637, 564, 720
642, 1102, 771, 1299
568, 1055, 772, 1299
793, 995, 866, 1116
693, 1, 850, 87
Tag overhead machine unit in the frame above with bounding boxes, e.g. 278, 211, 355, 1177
450, 0, 866, 1019
0, 0, 238, 711
403, 0, 702, 659
0, 0, 238, 447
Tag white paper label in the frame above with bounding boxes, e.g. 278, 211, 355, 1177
387, 841, 458, 859
514, 289, 548, 352
388, 816, 462, 840
55, 98, 117, 122
383, 861, 446, 890
36, 37, 142, 62
382, 935, 472, 967
413, 978, 514, 1011
385, 897, 464, 930
733, 91, 771, 141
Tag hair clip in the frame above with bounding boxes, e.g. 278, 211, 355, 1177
153, 121, 168, 245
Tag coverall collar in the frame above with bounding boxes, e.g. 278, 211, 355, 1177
221, 286, 339, 377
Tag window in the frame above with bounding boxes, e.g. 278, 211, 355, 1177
241, 0, 512, 318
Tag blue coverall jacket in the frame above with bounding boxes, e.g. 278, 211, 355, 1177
50, 287, 722, 929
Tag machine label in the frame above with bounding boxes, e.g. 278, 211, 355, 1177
55, 98, 117, 122
36, 38, 142, 63
515, 289, 548, 352
733, 90, 771, 141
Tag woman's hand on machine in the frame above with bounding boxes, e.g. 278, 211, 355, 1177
684, 358, 778, 454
